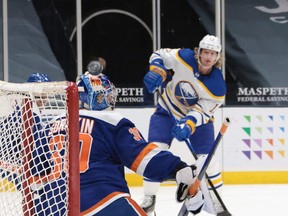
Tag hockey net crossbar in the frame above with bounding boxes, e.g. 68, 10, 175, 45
0, 80, 79, 216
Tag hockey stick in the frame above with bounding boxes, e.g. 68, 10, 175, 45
188, 117, 230, 196
177, 117, 230, 216
155, 89, 231, 215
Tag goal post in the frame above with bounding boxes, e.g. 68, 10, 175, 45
0, 81, 79, 216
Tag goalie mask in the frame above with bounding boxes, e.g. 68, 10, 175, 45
77, 72, 117, 111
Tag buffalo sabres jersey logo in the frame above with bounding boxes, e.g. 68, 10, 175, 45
174, 81, 198, 107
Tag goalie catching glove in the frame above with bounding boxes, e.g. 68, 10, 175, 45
172, 115, 196, 141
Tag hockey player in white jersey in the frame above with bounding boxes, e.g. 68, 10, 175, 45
141, 35, 229, 216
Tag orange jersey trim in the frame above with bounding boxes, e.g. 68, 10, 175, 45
130, 143, 158, 172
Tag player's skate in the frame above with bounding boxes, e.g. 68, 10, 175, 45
140, 195, 156, 216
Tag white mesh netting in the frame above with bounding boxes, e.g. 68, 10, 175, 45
0, 81, 77, 216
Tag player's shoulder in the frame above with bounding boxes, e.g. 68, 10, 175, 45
177, 48, 197, 67
178, 48, 194, 57
79, 110, 127, 126
201, 67, 226, 97
177, 48, 195, 59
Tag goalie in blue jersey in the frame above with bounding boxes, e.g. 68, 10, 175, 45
43, 71, 210, 216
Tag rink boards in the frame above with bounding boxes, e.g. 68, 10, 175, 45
1, 107, 287, 191
118, 107, 288, 185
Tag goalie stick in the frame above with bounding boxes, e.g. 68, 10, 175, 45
155, 89, 232, 216
177, 117, 231, 216
188, 116, 230, 194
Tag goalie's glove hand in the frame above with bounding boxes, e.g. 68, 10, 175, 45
185, 190, 205, 215
172, 116, 196, 141
175, 165, 197, 202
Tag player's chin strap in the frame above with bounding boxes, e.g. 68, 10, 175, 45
155, 89, 232, 216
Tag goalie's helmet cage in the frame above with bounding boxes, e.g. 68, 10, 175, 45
0, 81, 79, 216
77, 72, 117, 111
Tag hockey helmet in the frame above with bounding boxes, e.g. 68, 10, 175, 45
77, 72, 117, 110
27, 73, 51, 82
199, 35, 221, 53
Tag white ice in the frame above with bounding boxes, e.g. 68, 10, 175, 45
130, 184, 288, 216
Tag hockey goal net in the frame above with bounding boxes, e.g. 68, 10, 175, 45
0, 81, 79, 216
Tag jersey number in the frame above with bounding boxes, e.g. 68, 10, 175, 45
48, 132, 92, 182
79, 133, 92, 173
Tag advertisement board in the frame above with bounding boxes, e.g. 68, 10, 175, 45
188, 0, 288, 106
223, 108, 288, 171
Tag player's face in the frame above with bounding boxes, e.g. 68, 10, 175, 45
199, 49, 218, 68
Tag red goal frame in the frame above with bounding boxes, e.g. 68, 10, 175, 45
19, 82, 80, 216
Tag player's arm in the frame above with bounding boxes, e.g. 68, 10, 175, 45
143, 48, 178, 93
114, 118, 187, 181
115, 118, 205, 213
191, 96, 224, 123
172, 73, 226, 141
171, 98, 223, 141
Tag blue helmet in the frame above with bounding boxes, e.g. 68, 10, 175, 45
27, 73, 51, 82
77, 72, 117, 110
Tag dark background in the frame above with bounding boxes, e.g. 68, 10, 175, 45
32, 0, 208, 82
32, 0, 288, 107
32, 0, 212, 106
